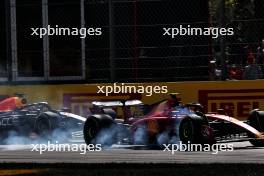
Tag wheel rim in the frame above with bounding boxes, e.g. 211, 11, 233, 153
181, 119, 194, 142
84, 118, 99, 143
88, 126, 97, 138
183, 127, 189, 138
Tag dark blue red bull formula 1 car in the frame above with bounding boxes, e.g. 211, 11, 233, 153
0, 95, 85, 143
83, 93, 264, 147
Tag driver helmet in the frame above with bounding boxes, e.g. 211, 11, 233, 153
167, 93, 180, 107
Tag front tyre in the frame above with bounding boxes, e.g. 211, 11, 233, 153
248, 110, 264, 147
179, 118, 195, 144
83, 115, 116, 147
35, 117, 52, 140
35, 113, 59, 141
83, 117, 100, 144
179, 116, 211, 144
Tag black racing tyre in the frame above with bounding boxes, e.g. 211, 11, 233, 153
35, 113, 59, 140
179, 116, 207, 144
83, 115, 115, 146
248, 110, 264, 147
83, 117, 100, 144
248, 110, 264, 132
179, 117, 196, 144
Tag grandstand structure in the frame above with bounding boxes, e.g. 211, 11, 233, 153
1, 0, 263, 83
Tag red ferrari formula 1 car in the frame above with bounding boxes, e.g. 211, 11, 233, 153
83, 94, 264, 147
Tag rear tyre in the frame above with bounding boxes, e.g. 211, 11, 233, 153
83, 115, 116, 147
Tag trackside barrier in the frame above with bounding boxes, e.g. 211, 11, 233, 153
0, 80, 263, 120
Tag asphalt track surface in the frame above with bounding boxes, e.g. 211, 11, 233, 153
0, 142, 263, 164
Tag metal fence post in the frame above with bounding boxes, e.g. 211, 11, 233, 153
42, 0, 49, 81
220, 0, 226, 80
109, 0, 115, 82
5, 0, 12, 82
10, 0, 17, 82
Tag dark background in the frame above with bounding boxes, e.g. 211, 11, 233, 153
0, 0, 264, 84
